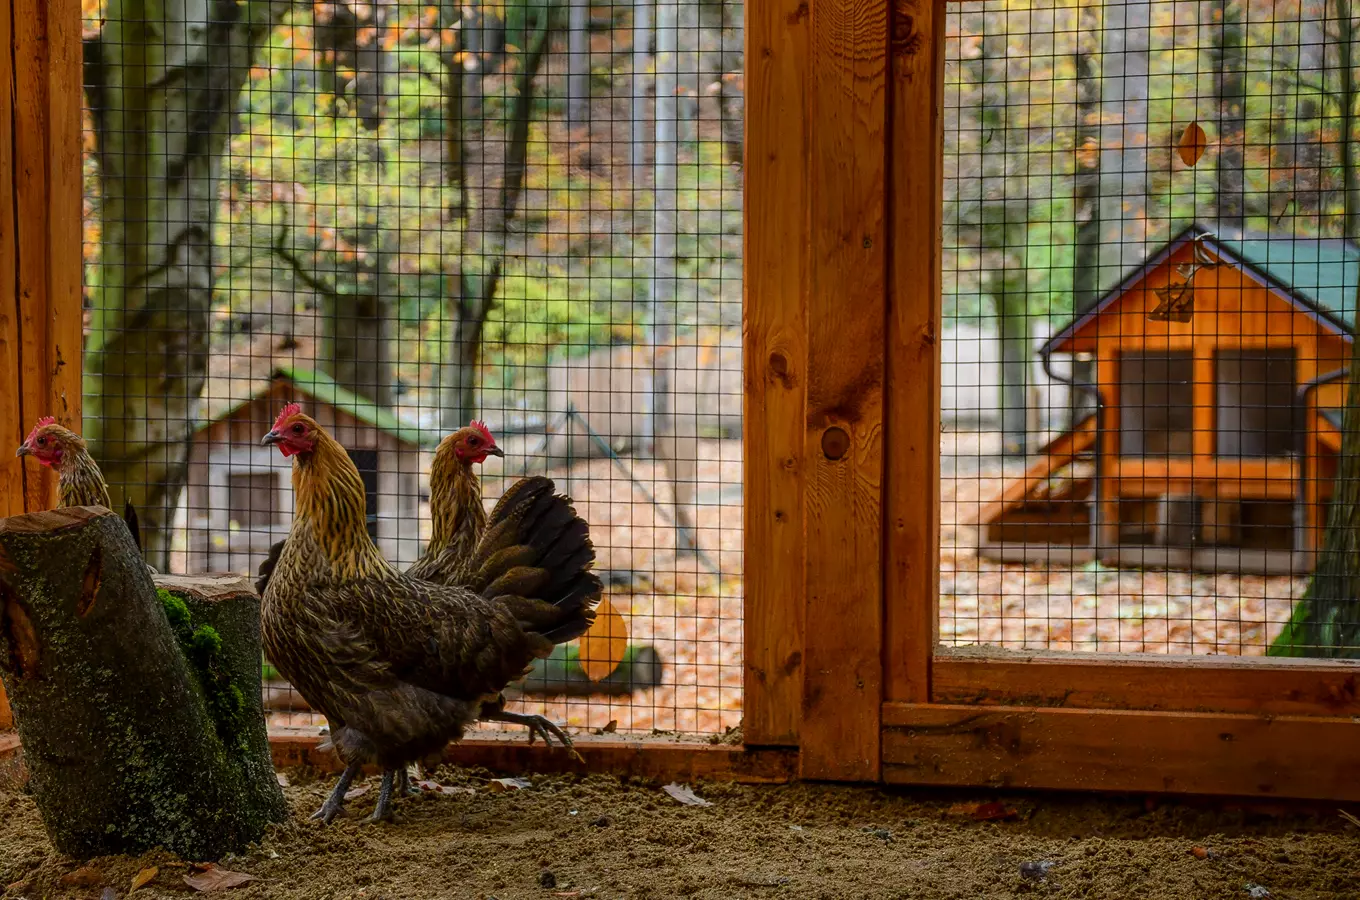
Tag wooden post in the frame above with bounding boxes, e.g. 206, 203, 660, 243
801, 0, 889, 781
743, 0, 810, 746
884, 0, 945, 705
0, 0, 85, 730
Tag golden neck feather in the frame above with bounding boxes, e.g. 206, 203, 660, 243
291, 431, 391, 578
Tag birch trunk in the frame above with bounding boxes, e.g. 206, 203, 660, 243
82, 0, 288, 571
650, 0, 699, 553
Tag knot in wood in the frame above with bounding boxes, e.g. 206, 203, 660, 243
821, 426, 851, 461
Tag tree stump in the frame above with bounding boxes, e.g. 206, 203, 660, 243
0, 507, 287, 860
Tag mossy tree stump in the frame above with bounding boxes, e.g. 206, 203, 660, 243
0, 507, 286, 860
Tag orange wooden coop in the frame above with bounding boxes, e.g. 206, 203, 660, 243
976, 224, 1359, 575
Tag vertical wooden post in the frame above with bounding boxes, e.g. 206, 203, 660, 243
801, 0, 889, 780
0, 0, 84, 728
883, 0, 944, 705
743, 0, 811, 746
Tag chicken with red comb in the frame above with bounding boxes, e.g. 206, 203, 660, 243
16, 416, 146, 555
258, 406, 600, 823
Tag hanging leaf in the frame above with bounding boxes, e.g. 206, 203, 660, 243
577, 597, 629, 682
1178, 122, 1208, 167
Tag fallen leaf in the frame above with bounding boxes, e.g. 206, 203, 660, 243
1019, 860, 1054, 881
1246, 885, 1271, 899
1190, 845, 1216, 860
1178, 121, 1208, 167
183, 865, 257, 892
60, 866, 102, 888
6, 881, 30, 894
416, 780, 475, 795
488, 776, 532, 792
344, 785, 371, 801
662, 783, 712, 807
593, 719, 618, 735
275, 772, 290, 787
976, 802, 1018, 821
131, 865, 159, 892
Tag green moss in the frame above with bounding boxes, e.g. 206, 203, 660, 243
158, 590, 192, 641
156, 593, 249, 753
191, 624, 223, 660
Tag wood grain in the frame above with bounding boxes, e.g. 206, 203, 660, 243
933, 648, 1360, 717
267, 729, 798, 784
801, 0, 889, 781
0, 0, 21, 521
884, 0, 945, 706
741, 0, 809, 746
883, 702, 1360, 801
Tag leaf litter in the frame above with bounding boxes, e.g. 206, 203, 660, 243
662, 783, 712, 807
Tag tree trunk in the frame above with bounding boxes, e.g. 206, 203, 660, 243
995, 271, 1030, 457
714, 0, 744, 166
1294, 0, 1328, 220
630, 0, 653, 178
1207, 0, 1246, 234
1097, 0, 1151, 290
439, 6, 554, 428
651, 0, 700, 553
354, 0, 396, 130
568, 0, 592, 125
1071, 0, 1101, 312
0, 508, 285, 859
322, 289, 396, 407
82, 0, 286, 571
1337, 0, 1360, 241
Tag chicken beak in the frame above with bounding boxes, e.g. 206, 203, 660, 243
487, 445, 505, 458
261, 430, 284, 447
15, 444, 29, 457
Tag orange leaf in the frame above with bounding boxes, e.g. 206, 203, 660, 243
1177, 121, 1207, 167
130, 866, 159, 893
577, 597, 629, 681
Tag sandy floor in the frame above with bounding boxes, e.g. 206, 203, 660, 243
3, 769, 1358, 899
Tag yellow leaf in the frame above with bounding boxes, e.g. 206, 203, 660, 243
577, 597, 629, 682
1177, 121, 1207, 167
130, 867, 158, 893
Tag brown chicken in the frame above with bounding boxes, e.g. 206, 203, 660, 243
408, 421, 576, 749
258, 403, 601, 823
16, 416, 144, 553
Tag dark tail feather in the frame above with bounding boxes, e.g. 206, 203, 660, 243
469, 476, 602, 647
123, 499, 142, 553
256, 539, 287, 596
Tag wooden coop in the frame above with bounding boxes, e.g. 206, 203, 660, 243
975, 225, 1357, 575
3, 0, 1360, 804
186, 367, 437, 575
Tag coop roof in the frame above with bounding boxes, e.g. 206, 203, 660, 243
1042, 224, 1360, 354
196, 366, 441, 449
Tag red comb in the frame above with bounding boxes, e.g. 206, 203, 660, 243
273, 403, 302, 430
24, 416, 57, 445
470, 419, 494, 442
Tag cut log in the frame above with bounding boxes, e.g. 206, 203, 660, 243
0, 507, 286, 860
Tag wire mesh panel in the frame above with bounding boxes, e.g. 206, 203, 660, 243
943, 0, 1360, 658
79, 0, 744, 736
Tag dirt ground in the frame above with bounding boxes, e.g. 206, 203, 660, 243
3, 768, 1358, 900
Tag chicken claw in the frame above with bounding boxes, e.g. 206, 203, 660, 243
397, 767, 422, 797
487, 711, 575, 749
363, 770, 397, 824
311, 763, 360, 825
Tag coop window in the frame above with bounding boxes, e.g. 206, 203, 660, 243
227, 472, 279, 528
1214, 349, 1296, 458
347, 449, 380, 541
1117, 351, 1194, 456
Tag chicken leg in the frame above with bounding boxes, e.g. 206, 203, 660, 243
311, 762, 361, 824
363, 770, 398, 824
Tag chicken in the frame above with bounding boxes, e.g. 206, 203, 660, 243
408, 421, 577, 750
16, 416, 145, 555
259, 403, 601, 824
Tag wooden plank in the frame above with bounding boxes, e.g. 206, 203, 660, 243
970, 419, 1095, 527
883, 0, 944, 707
0, 0, 21, 520
882, 703, 1360, 802
932, 649, 1360, 717
275, 730, 799, 784
44, 0, 83, 429
801, 0, 889, 781
741, 0, 809, 747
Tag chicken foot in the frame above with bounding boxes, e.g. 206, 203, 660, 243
396, 767, 422, 797
310, 762, 361, 825
363, 770, 398, 824
483, 710, 584, 762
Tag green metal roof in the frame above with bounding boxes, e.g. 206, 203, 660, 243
197, 366, 440, 449
1218, 234, 1360, 330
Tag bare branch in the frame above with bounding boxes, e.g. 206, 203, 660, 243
270, 204, 340, 301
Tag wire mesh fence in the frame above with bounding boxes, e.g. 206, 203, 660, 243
942, 0, 1359, 658
79, 0, 744, 737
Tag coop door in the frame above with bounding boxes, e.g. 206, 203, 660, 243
1213, 349, 1296, 458
1117, 351, 1194, 456
347, 449, 380, 541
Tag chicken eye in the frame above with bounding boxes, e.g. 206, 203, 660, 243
467, 436, 480, 446
291, 423, 305, 434
36, 437, 46, 446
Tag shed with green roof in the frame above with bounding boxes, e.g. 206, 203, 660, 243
185, 367, 434, 575
977, 224, 1358, 575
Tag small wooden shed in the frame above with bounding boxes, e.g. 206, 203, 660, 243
184, 366, 438, 575
976, 224, 1358, 574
